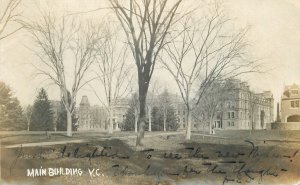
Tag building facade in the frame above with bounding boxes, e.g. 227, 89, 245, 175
195, 80, 274, 130
77, 96, 92, 130
111, 98, 130, 130
50, 100, 62, 131
281, 84, 300, 123
76, 96, 128, 131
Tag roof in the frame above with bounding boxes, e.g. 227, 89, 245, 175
282, 84, 300, 99
79, 96, 90, 106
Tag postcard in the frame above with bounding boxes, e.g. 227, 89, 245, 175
0, 0, 300, 185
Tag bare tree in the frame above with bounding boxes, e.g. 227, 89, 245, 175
110, 0, 183, 146
24, 105, 33, 132
0, 0, 22, 41
159, 89, 170, 132
94, 23, 132, 134
161, 4, 261, 140
146, 80, 161, 132
195, 80, 233, 134
249, 93, 259, 135
23, 14, 101, 136
132, 92, 139, 133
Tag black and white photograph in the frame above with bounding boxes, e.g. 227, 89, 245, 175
0, 0, 300, 184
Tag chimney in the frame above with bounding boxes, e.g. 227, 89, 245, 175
276, 102, 280, 122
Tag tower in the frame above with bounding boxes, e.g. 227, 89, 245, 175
78, 96, 91, 130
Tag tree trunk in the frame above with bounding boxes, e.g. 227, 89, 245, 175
136, 107, 146, 146
109, 105, 113, 134
209, 114, 214, 135
148, 106, 152, 132
66, 110, 72, 137
62, 88, 72, 137
136, 79, 149, 146
209, 108, 216, 135
27, 116, 31, 132
163, 109, 166, 132
185, 110, 192, 140
135, 108, 138, 133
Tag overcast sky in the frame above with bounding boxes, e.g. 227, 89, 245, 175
0, 0, 300, 107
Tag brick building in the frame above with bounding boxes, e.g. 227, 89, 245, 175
195, 79, 274, 130
76, 96, 127, 131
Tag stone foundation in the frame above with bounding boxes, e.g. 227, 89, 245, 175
271, 122, 300, 130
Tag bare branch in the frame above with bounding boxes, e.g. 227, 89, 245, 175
160, 2, 261, 140
0, 0, 23, 41
23, 12, 101, 136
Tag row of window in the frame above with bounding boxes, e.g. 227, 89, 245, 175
291, 90, 299, 94
178, 118, 185, 123
227, 111, 267, 119
226, 100, 271, 109
227, 121, 235, 127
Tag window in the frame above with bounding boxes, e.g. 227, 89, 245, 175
183, 118, 185, 123
216, 113, 221, 119
183, 124, 186, 128
228, 121, 235, 127
231, 112, 235, 118
228, 112, 231, 119
291, 100, 300, 108
291, 90, 299, 94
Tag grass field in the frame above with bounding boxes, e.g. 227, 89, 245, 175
1, 129, 300, 146
1, 131, 300, 185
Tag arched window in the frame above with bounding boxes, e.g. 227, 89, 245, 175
287, 115, 300, 122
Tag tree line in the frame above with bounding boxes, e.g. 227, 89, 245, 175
27, 88, 77, 132
121, 90, 180, 132
0, 84, 77, 132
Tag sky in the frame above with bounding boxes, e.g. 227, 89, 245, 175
0, 0, 300, 107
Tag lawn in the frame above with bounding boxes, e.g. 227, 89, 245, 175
1, 133, 300, 185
